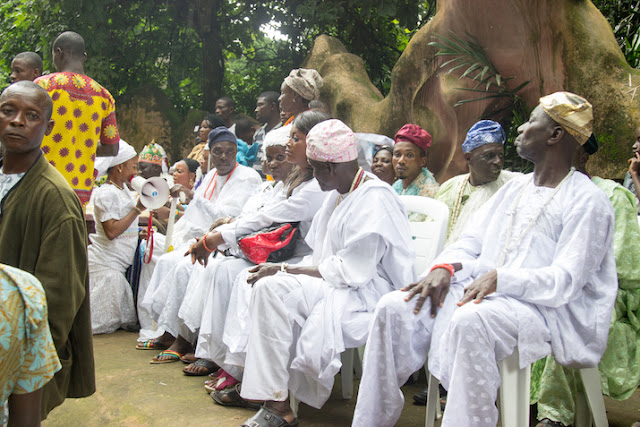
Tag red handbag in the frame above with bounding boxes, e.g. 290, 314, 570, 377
238, 223, 300, 264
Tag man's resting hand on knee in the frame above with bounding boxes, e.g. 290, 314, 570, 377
402, 262, 461, 317
457, 269, 497, 307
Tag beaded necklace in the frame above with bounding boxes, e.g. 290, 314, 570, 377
497, 169, 574, 267
106, 179, 124, 191
449, 174, 470, 234
203, 163, 238, 200
336, 167, 366, 207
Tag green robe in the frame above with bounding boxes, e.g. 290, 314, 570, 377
0, 153, 95, 419
530, 176, 640, 425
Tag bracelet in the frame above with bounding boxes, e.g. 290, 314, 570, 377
202, 233, 214, 252
430, 263, 455, 277
133, 206, 143, 214
280, 262, 289, 273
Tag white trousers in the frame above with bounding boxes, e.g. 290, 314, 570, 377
139, 243, 192, 338
353, 289, 551, 427
240, 274, 313, 402
194, 257, 254, 368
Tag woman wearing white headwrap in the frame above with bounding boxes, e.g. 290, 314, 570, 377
88, 140, 146, 334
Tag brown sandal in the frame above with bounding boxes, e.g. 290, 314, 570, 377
210, 384, 262, 410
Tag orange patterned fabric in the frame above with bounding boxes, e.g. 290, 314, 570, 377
35, 72, 119, 206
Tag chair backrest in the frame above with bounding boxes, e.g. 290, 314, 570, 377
399, 195, 450, 276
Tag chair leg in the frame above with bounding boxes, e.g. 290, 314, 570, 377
289, 393, 299, 417
497, 352, 531, 427
578, 368, 608, 427
341, 349, 355, 399
425, 373, 441, 427
574, 388, 593, 427
354, 346, 364, 379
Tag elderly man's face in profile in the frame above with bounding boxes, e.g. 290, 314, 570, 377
515, 106, 551, 162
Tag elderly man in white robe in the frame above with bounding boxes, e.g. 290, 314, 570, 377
141, 114, 329, 369
352, 91, 618, 427
177, 111, 330, 377
190, 119, 416, 425
136, 127, 262, 360
412, 120, 521, 405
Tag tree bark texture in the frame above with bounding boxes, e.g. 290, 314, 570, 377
304, 0, 640, 180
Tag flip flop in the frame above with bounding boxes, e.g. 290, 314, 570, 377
150, 350, 183, 364
180, 353, 198, 364
241, 407, 299, 427
210, 384, 262, 410
204, 368, 239, 392
136, 339, 168, 350
183, 358, 218, 376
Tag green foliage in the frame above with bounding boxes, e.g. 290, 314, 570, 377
0, 0, 66, 90
223, 34, 293, 116
592, 0, 640, 67
277, 0, 435, 95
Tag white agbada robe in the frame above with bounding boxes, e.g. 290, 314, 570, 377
231, 179, 416, 409
180, 178, 326, 334
173, 181, 282, 335
352, 172, 618, 427
146, 178, 327, 341
138, 164, 261, 338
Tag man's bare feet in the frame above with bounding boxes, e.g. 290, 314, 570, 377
183, 359, 218, 376
153, 335, 193, 362
136, 332, 175, 350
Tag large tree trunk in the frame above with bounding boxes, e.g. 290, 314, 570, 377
304, 0, 640, 180
193, 0, 224, 113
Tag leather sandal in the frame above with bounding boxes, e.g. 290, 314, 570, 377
210, 384, 262, 410
241, 407, 299, 427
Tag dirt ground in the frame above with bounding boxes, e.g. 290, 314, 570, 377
42, 330, 640, 426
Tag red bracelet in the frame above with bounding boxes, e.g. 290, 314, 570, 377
202, 233, 215, 253
430, 263, 455, 277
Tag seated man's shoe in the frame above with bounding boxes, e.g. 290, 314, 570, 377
413, 387, 428, 406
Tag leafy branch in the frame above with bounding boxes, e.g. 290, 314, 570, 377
428, 31, 533, 172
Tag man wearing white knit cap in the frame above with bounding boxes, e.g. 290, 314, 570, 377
235, 119, 415, 426
352, 91, 617, 427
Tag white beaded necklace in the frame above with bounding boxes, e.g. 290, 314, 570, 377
497, 168, 574, 267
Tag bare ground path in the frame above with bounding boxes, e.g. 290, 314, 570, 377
42, 330, 640, 426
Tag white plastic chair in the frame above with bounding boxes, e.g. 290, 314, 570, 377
292, 196, 450, 413
341, 196, 450, 399
399, 195, 450, 275
426, 351, 609, 427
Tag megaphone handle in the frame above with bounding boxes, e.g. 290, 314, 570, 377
143, 212, 154, 264
164, 197, 178, 253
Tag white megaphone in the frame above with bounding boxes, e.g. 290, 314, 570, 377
130, 176, 170, 210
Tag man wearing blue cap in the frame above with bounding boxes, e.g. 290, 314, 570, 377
412, 120, 521, 406
137, 126, 262, 360
435, 120, 520, 247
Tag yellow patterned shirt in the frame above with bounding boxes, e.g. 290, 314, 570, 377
35, 72, 119, 206
0, 264, 61, 403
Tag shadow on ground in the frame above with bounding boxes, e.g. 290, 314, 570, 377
43, 330, 640, 426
